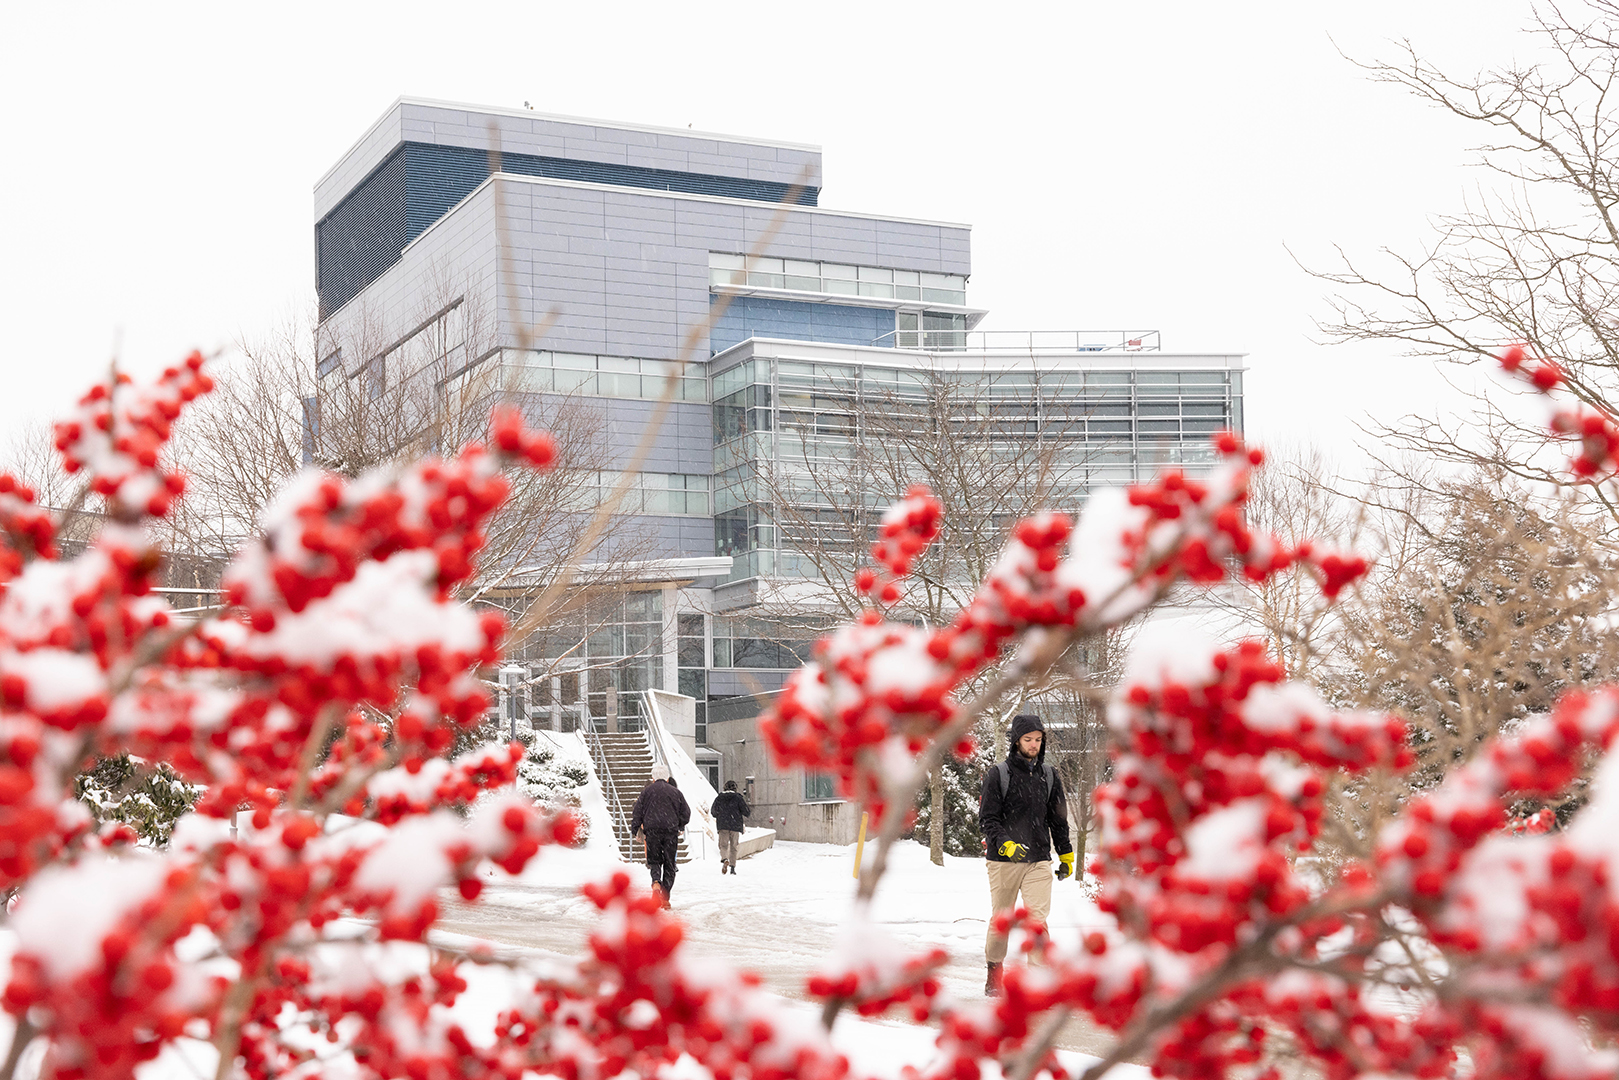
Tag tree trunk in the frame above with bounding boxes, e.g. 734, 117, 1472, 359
929, 765, 945, 866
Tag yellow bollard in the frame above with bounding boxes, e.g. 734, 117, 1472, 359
853, 811, 869, 879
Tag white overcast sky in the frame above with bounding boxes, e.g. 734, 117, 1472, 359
1, 1, 1546, 467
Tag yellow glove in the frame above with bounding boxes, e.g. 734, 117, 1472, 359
999, 840, 1029, 860
1057, 852, 1075, 881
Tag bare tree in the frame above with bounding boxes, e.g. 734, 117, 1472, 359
1312, 2, 1619, 524
143, 271, 662, 710
3, 419, 81, 513
1037, 634, 1125, 874
1203, 443, 1368, 684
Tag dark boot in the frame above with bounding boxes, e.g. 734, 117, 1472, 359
986, 962, 1002, 996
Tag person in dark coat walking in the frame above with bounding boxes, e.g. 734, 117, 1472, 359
710, 780, 751, 874
978, 714, 1073, 996
630, 764, 690, 906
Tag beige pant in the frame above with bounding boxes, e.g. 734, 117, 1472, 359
719, 830, 741, 866
985, 860, 1053, 963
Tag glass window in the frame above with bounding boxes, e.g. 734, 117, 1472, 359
714, 389, 751, 444
711, 360, 755, 400
678, 667, 706, 698
804, 772, 837, 801
715, 508, 756, 556
505, 365, 550, 393
821, 263, 857, 295
551, 368, 596, 393
711, 252, 964, 305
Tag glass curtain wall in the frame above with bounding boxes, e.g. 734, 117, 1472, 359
711, 355, 1243, 584
500, 590, 667, 732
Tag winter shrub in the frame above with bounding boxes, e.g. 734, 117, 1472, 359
512, 728, 592, 848
74, 755, 201, 847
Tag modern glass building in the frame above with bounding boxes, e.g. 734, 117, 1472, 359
315, 98, 1245, 842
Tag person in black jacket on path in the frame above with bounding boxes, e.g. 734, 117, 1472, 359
978, 714, 1073, 996
630, 765, 690, 907
710, 780, 751, 874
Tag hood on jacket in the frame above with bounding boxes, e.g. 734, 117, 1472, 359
1007, 713, 1046, 768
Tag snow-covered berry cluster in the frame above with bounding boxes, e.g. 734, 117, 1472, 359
1, 359, 586, 1079
52, 351, 212, 520
854, 485, 942, 607
496, 871, 856, 1080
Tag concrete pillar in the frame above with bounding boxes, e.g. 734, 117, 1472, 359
661, 584, 679, 693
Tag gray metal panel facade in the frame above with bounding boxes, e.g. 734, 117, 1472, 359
489, 176, 971, 361
316, 99, 823, 222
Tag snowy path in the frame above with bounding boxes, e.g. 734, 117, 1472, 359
440, 839, 1125, 1060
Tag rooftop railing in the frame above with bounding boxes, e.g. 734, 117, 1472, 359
873, 329, 1161, 352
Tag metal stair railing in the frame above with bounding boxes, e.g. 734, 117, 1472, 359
582, 724, 634, 858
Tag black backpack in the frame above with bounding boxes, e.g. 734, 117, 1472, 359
993, 760, 1055, 806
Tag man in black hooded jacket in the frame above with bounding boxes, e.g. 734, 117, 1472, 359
978, 713, 1073, 995
630, 765, 690, 907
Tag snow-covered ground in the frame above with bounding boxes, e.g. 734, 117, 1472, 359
438, 835, 1143, 1071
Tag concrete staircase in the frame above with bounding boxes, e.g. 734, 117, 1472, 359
590, 731, 691, 864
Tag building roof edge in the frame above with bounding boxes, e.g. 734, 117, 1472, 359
397, 95, 823, 153
314, 96, 825, 198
